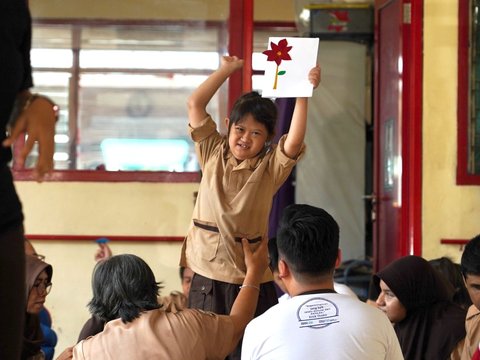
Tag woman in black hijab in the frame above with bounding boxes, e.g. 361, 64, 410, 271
374, 255, 466, 360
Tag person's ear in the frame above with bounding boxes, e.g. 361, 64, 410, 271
278, 258, 290, 279
225, 117, 230, 130
335, 249, 342, 268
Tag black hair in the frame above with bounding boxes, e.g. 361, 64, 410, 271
228, 91, 277, 138
88, 254, 162, 323
277, 204, 339, 278
268, 237, 279, 272
429, 257, 472, 309
179, 266, 185, 280
461, 234, 480, 277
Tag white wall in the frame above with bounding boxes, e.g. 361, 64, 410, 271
296, 41, 368, 261
17, 181, 197, 352
422, 0, 480, 261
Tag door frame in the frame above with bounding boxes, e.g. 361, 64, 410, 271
373, 0, 423, 270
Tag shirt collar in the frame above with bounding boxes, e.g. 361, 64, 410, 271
224, 146, 262, 170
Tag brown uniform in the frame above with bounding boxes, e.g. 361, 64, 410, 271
181, 115, 304, 284
73, 309, 234, 360
461, 305, 480, 360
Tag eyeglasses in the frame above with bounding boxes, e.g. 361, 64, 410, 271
32, 282, 52, 295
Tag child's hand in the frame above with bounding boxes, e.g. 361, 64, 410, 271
308, 65, 321, 89
220, 55, 244, 73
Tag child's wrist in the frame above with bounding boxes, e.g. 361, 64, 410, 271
218, 67, 235, 76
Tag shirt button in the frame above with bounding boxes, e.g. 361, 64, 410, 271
201, 285, 206, 291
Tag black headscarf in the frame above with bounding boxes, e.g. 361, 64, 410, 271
374, 255, 466, 360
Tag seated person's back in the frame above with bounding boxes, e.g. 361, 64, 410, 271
241, 204, 403, 360
57, 238, 268, 360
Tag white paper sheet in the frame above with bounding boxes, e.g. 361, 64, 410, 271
261, 37, 319, 98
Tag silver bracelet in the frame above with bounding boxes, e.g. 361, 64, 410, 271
239, 284, 260, 292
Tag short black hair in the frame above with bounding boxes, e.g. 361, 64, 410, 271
277, 204, 339, 278
268, 237, 279, 272
88, 254, 162, 323
461, 234, 480, 277
228, 91, 277, 138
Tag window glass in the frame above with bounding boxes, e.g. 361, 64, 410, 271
29, 22, 226, 171
470, 0, 480, 174
77, 72, 210, 171
27, 22, 297, 174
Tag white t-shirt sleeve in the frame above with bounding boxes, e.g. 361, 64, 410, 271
383, 319, 404, 359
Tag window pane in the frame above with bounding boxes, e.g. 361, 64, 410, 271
80, 50, 219, 70
28, 72, 71, 170
471, 0, 480, 174
77, 72, 211, 171
31, 49, 73, 68
30, 22, 227, 172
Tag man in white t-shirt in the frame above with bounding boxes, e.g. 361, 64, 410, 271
241, 204, 403, 360
269, 237, 358, 301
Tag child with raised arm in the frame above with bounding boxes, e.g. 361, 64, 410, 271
180, 55, 320, 359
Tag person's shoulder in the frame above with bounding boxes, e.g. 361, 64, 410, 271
174, 308, 231, 323
333, 282, 359, 298
247, 302, 283, 327
327, 294, 389, 321
467, 304, 480, 318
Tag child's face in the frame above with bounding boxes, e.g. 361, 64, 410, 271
227, 114, 269, 162
464, 273, 480, 310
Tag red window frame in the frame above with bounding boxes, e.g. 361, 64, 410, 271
14, 0, 295, 184
457, 0, 480, 184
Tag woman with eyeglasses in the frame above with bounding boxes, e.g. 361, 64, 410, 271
23, 255, 53, 360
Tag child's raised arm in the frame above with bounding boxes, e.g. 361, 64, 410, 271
283, 65, 321, 158
187, 55, 244, 129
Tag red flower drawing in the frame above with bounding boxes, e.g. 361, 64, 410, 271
262, 38, 293, 89
263, 38, 292, 65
